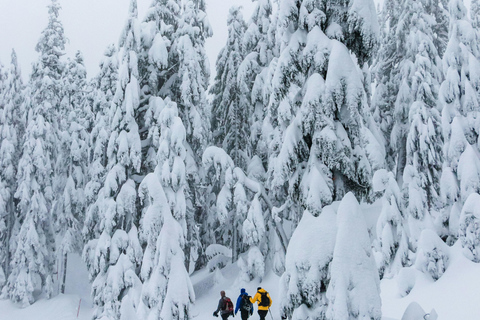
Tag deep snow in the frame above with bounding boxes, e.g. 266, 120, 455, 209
1, 207, 480, 320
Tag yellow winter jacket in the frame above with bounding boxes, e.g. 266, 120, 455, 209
250, 288, 272, 311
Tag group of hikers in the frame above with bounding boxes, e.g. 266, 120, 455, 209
213, 287, 272, 320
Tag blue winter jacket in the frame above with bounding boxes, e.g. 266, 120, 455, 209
235, 288, 253, 315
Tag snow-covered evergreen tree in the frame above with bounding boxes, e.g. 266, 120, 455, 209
0, 50, 25, 289
471, 0, 480, 30
459, 193, 480, 262
326, 193, 382, 320
83, 1, 143, 318
174, 0, 211, 160
439, 0, 480, 240
372, 0, 403, 172
390, 0, 443, 245
140, 0, 180, 98
426, 0, 450, 57
202, 147, 248, 263
173, 0, 212, 272
54, 51, 89, 294
203, 146, 271, 279
244, 0, 274, 160
138, 98, 195, 320
210, 7, 248, 168
263, 0, 382, 249
5, 0, 66, 305
6, 95, 57, 307
414, 229, 450, 280
84, 44, 119, 243
279, 204, 337, 320
372, 169, 410, 278
140, 0, 181, 173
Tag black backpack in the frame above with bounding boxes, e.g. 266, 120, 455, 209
259, 291, 270, 307
241, 295, 252, 312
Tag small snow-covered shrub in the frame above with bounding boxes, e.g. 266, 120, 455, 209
326, 193, 382, 320
279, 206, 337, 320
414, 230, 449, 280
238, 247, 265, 282
206, 244, 232, 272
459, 193, 480, 262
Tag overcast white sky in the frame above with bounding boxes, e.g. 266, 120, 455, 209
0, 0, 255, 83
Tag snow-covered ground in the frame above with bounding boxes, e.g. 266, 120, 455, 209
381, 241, 480, 319
2, 212, 480, 320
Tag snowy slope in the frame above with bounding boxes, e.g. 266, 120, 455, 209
2, 207, 480, 320
381, 242, 480, 319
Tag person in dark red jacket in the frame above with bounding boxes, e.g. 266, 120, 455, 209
213, 290, 234, 320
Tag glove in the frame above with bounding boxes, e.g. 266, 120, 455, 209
213, 311, 218, 317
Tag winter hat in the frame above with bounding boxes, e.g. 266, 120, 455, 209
257, 287, 262, 291
241, 288, 246, 294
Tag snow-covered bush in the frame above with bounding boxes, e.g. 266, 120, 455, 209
373, 169, 410, 278
279, 206, 337, 320
327, 193, 382, 320
205, 244, 231, 272
459, 193, 480, 262
415, 230, 450, 280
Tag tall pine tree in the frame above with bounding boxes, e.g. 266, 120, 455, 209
210, 7, 248, 168
83, 1, 143, 318
0, 50, 25, 289
440, 0, 480, 240
5, 0, 66, 306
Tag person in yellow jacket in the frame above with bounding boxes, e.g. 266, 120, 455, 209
249, 287, 272, 320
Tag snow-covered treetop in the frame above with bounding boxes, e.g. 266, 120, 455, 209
35, 0, 66, 75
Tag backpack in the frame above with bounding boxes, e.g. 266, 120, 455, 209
223, 297, 234, 313
241, 295, 252, 312
259, 291, 270, 307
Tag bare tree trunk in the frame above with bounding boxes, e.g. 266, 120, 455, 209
5, 197, 14, 276
396, 136, 407, 187
60, 253, 68, 294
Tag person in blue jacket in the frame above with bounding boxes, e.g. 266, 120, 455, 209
235, 288, 253, 320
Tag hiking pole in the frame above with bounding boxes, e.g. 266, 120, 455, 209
268, 309, 274, 320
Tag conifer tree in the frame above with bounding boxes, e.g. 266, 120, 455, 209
173, 0, 212, 271
139, 0, 182, 176
326, 193, 382, 320
265, 0, 382, 231
389, 0, 443, 246
372, 169, 410, 278
210, 7, 248, 168
55, 52, 89, 294
5, 0, 65, 305
472, 0, 480, 30
270, 0, 383, 316
0, 50, 25, 289
244, 0, 274, 160
140, 0, 180, 98
426, 0, 450, 57
84, 44, 119, 242
440, 0, 480, 240
138, 98, 194, 320
83, 1, 143, 318
372, 0, 402, 171
279, 204, 337, 320
203, 146, 270, 276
